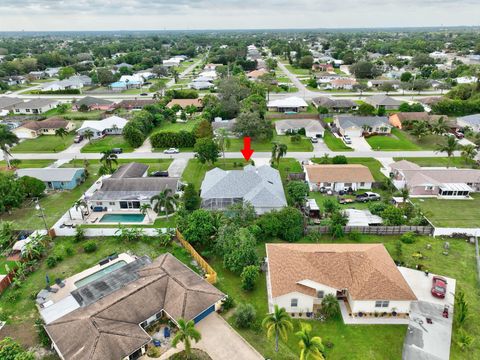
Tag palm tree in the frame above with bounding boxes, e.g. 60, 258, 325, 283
410, 121, 429, 139
431, 117, 449, 135
215, 128, 231, 165
461, 144, 477, 164
83, 129, 94, 144
0, 124, 19, 168
320, 294, 340, 319
55, 127, 69, 150
100, 149, 118, 173
271, 142, 288, 167
262, 305, 293, 352
150, 188, 178, 217
296, 323, 325, 360
74, 199, 88, 220
436, 135, 458, 168
171, 318, 201, 358
139, 203, 152, 222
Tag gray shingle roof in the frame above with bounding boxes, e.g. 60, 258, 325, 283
201, 165, 287, 209
312, 96, 357, 109
13, 98, 57, 109
336, 115, 390, 129
0, 96, 23, 110
275, 119, 324, 133
110, 163, 149, 179
16, 168, 83, 182
364, 95, 403, 107
76, 96, 113, 107
458, 114, 480, 126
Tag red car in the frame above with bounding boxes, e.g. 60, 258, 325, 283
431, 276, 447, 298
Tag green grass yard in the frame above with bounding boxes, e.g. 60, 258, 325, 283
323, 130, 353, 151
226, 134, 313, 152
412, 193, 480, 228
62, 110, 104, 120
11, 133, 76, 153
0, 258, 16, 274
81, 136, 134, 153
366, 128, 421, 151
0, 160, 53, 169
182, 158, 248, 189
393, 157, 477, 168
284, 64, 311, 76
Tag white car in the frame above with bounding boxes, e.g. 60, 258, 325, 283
343, 135, 352, 145
163, 148, 180, 154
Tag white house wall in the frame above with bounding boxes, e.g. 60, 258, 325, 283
272, 291, 315, 314
349, 299, 412, 314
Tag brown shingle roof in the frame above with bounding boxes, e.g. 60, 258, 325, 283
45, 253, 224, 360
305, 164, 374, 183
20, 117, 69, 130
267, 243, 417, 301
166, 98, 203, 108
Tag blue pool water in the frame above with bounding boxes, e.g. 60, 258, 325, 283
99, 213, 145, 223
74, 260, 127, 288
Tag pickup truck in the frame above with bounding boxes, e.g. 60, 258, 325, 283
355, 192, 381, 202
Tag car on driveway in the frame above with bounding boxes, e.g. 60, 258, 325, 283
164, 148, 179, 154
431, 276, 447, 299
355, 192, 381, 202
73, 134, 84, 143
310, 137, 318, 143
151, 171, 169, 177
140, 93, 148, 96
111, 147, 123, 154
343, 135, 352, 145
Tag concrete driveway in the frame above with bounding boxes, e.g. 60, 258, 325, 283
349, 136, 372, 151
159, 313, 263, 360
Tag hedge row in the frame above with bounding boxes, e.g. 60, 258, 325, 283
150, 130, 196, 148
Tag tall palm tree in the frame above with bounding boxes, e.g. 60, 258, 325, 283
55, 127, 69, 150
410, 121, 429, 139
436, 135, 458, 168
215, 128, 231, 165
271, 142, 288, 167
262, 305, 293, 352
74, 199, 88, 220
431, 117, 449, 135
0, 124, 19, 168
150, 188, 178, 217
83, 129, 94, 144
100, 149, 118, 173
171, 318, 201, 358
461, 144, 478, 164
296, 323, 325, 360
139, 203, 152, 222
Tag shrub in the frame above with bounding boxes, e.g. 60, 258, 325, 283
165, 89, 199, 99
234, 303, 256, 329
400, 232, 416, 244
64, 244, 75, 257
332, 155, 348, 164
83, 240, 98, 253
277, 207, 304, 242
146, 346, 162, 358
290, 134, 302, 143
222, 296, 235, 311
348, 230, 361, 241
46, 253, 63, 268
17, 176, 46, 197
240, 265, 260, 291
74, 226, 85, 243
35, 318, 52, 347
150, 130, 196, 149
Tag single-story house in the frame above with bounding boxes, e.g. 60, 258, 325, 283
200, 165, 287, 214
115, 99, 157, 111
45, 67, 60, 77
114, 62, 133, 69
311, 97, 358, 112
167, 98, 203, 109
109, 81, 128, 91
12, 99, 59, 114
44, 253, 225, 360
275, 119, 324, 138
0, 96, 23, 111
389, 112, 450, 129
312, 63, 334, 72
212, 118, 236, 135
87, 164, 180, 211
304, 164, 374, 192
189, 81, 214, 90
28, 71, 47, 80
163, 58, 182, 67
457, 114, 480, 132
119, 75, 144, 85
40, 79, 83, 92
344, 209, 383, 226
390, 160, 480, 198
16, 168, 85, 190
72, 96, 115, 111
266, 243, 417, 316
334, 115, 391, 137
267, 97, 308, 113
247, 68, 268, 80
364, 95, 403, 110
367, 80, 401, 89
77, 116, 127, 139
331, 78, 357, 90
316, 73, 341, 85
13, 118, 75, 139
1, 76, 26, 86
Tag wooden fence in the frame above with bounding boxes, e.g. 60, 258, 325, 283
306, 225, 433, 236
176, 229, 217, 284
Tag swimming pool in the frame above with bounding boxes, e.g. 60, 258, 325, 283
74, 260, 127, 288
99, 213, 145, 223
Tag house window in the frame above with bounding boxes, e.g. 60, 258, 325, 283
360, 182, 365, 186
96, 202, 103, 205
291, 298, 298, 307
375, 301, 389, 308
317, 291, 324, 299
425, 186, 434, 190
109, 202, 115, 205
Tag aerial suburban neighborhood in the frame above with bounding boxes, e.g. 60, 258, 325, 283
0, 2, 480, 360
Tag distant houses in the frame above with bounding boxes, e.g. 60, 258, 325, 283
72, 96, 115, 111
12, 99, 59, 114
15, 168, 86, 190
267, 96, 308, 113
13, 117, 75, 139
364, 95, 402, 110
275, 119, 324, 138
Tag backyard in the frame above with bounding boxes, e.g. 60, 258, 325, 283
81, 135, 134, 153
11, 133, 76, 153
412, 193, 480, 228
323, 130, 353, 151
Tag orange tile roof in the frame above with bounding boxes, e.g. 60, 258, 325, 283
304, 164, 374, 183
267, 243, 417, 301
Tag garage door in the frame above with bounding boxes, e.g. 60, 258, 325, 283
193, 305, 215, 323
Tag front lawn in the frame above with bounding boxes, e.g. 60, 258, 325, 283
11, 134, 76, 153
81, 136, 134, 153
393, 157, 476, 168
366, 128, 420, 151
0, 160, 53, 169
323, 130, 353, 151
226, 134, 313, 152
62, 110, 104, 120
412, 193, 480, 228
209, 234, 478, 359
284, 64, 311, 76
182, 158, 248, 189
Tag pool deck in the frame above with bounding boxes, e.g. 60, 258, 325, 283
82, 209, 156, 225
40, 253, 136, 305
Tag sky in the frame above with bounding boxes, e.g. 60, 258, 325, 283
0, 0, 479, 31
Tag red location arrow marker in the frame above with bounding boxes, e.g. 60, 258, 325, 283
241, 137, 254, 161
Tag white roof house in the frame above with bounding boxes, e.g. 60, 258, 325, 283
275, 119, 324, 138
77, 116, 127, 139
267, 97, 308, 112
119, 74, 145, 84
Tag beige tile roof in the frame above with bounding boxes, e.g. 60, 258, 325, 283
267, 243, 417, 301
167, 98, 203, 108
304, 164, 374, 183
45, 253, 224, 360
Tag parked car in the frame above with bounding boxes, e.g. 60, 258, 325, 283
140, 93, 148, 96
355, 192, 381, 202
343, 135, 352, 145
310, 137, 318, 143
164, 148, 179, 154
151, 171, 169, 177
431, 276, 447, 299
111, 148, 123, 154
449, 129, 464, 139
74, 134, 84, 143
